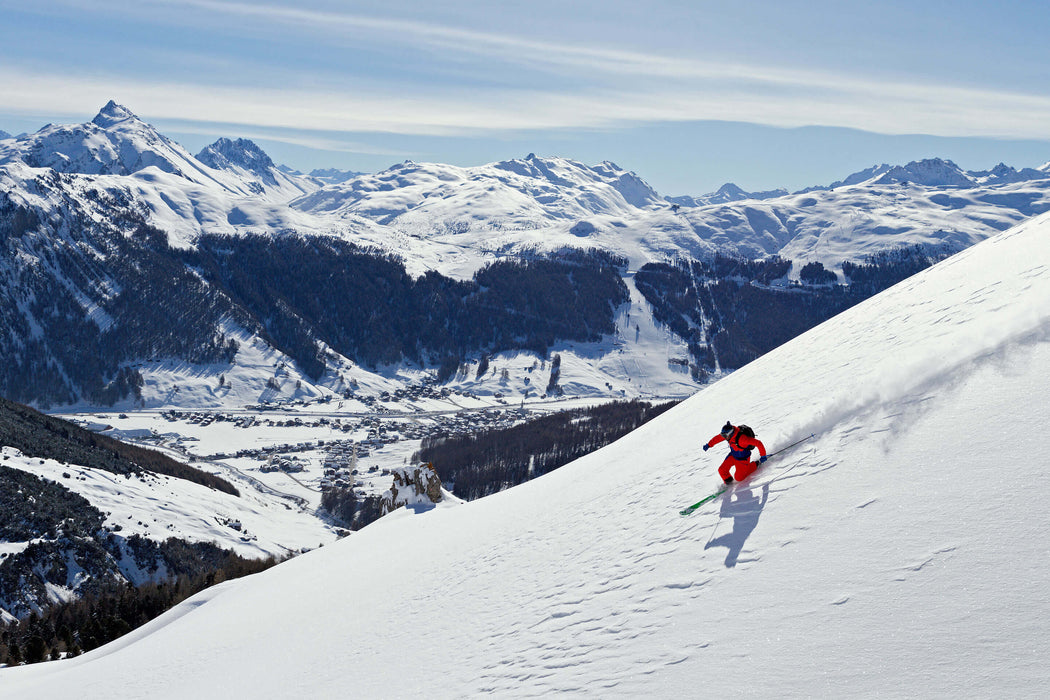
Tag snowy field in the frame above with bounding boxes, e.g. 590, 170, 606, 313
2, 197, 1047, 698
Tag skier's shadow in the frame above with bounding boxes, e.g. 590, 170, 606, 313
705, 482, 770, 568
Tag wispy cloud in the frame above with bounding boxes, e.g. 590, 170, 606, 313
4, 61, 1050, 143
150, 1, 1050, 115
162, 121, 416, 157
4, 1, 1050, 142
156, 0, 721, 79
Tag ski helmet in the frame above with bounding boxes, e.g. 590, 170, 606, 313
721, 421, 734, 437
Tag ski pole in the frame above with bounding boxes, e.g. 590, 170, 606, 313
767, 433, 816, 459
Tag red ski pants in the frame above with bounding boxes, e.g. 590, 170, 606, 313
718, 455, 758, 482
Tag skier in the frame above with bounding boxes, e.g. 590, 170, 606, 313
703, 421, 767, 485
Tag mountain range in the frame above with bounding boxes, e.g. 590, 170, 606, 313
1, 102, 1049, 411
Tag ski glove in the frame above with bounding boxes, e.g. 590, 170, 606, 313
759, 455, 767, 463
702, 444, 709, 451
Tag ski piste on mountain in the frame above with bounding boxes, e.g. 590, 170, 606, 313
679, 433, 816, 516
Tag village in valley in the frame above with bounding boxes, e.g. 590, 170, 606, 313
66, 379, 564, 520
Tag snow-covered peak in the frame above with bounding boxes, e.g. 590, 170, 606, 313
826, 163, 893, 188
90, 100, 138, 129
873, 158, 975, 187
493, 153, 578, 186
307, 167, 365, 185
0, 103, 310, 200
196, 137, 276, 177
666, 183, 743, 207
0, 129, 11, 141
192, 137, 319, 200
0, 101, 214, 182
968, 162, 1050, 185
490, 154, 663, 207
864, 158, 1048, 189
667, 182, 790, 207
715, 182, 748, 199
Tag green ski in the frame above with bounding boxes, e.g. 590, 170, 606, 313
678, 486, 729, 516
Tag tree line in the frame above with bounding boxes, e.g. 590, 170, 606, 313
185, 235, 630, 379
0, 396, 237, 494
634, 245, 954, 379
0, 543, 279, 666
415, 400, 678, 500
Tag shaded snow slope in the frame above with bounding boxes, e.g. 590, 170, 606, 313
5, 214, 1049, 695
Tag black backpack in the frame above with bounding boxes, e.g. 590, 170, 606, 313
726, 424, 757, 452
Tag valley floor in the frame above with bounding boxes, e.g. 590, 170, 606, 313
39, 392, 682, 560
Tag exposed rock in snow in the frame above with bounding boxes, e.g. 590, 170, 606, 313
196, 138, 278, 183
381, 462, 444, 514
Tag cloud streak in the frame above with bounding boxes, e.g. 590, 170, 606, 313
160, 121, 416, 158
3, 2, 1050, 142
4, 61, 1050, 143
154, 1, 1050, 109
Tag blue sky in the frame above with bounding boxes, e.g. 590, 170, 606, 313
2, 0, 1049, 194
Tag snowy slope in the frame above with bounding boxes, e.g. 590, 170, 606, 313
707, 178, 1049, 268
666, 158, 1050, 271
0, 445, 339, 563
4, 207, 1048, 696
291, 154, 1050, 277
292, 154, 663, 224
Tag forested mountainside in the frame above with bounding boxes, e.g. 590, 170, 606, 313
0, 397, 235, 493
0, 183, 628, 405
0, 185, 242, 407
184, 236, 628, 378
414, 399, 678, 500
0, 397, 247, 619
0, 542, 277, 665
635, 246, 953, 376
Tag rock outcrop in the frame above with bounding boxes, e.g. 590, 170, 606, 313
381, 463, 443, 515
